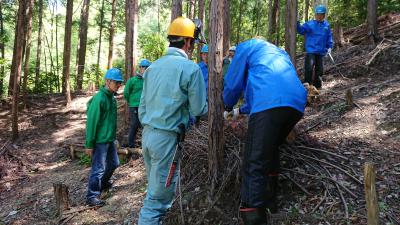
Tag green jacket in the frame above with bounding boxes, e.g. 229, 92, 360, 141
222, 57, 231, 77
139, 47, 208, 133
85, 87, 117, 148
124, 74, 144, 107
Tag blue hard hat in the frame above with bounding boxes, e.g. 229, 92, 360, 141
139, 59, 151, 67
201, 45, 208, 53
315, 5, 327, 14
104, 68, 123, 82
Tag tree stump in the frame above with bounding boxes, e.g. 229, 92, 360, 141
364, 162, 379, 225
53, 183, 70, 216
345, 89, 354, 109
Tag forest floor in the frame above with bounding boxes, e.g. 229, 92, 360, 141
1, 27, 400, 225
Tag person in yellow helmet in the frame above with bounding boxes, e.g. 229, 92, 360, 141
138, 17, 208, 225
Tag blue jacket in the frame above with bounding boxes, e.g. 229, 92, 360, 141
297, 20, 333, 55
198, 61, 208, 95
223, 39, 307, 115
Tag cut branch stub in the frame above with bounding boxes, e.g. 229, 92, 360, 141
53, 183, 70, 217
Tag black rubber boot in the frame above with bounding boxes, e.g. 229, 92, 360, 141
240, 208, 268, 225
265, 175, 278, 213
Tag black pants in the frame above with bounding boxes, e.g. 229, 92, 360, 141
304, 53, 324, 89
240, 107, 303, 208
128, 107, 141, 148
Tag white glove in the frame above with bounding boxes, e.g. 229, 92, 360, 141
232, 108, 240, 118
327, 48, 332, 55
223, 111, 231, 120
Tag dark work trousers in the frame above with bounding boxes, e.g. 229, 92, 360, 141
304, 53, 324, 89
128, 107, 141, 148
241, 107, 303, 209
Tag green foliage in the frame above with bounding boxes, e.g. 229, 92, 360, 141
78, 153, 91, 167
138, 33, 167, 62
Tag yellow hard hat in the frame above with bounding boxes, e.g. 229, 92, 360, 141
167, 17, 196, 38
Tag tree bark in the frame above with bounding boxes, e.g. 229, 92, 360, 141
75, 0, 91, 91
188, 0, 195, 19
107, 0, 117, 69
222, 0, 230, 54
304, 0, 309, 22
0, 2, 5, 96
11, 0, 28, 140
208, 0, 224, 184
55, 13, 60, 93
197, 0, 205, 60
96, 0, 105, 87
171, 0, 182, 21
35, 0, 43, 93
268, 0, 280, 45
367, 0, 378, 44
285, 0, 297, 65
125, 0, 138, 122
235, 0, 244, 44
63, 0, 73, 105
334, 23, 343, 48
22, 0, 34, 108
53, 183, 70, 216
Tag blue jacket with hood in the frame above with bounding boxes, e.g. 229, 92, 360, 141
223, 39, 307, 115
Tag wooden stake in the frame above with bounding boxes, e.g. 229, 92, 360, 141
53, 183, 70, 217
364, 162, 379, 225
345, 89, 354, 109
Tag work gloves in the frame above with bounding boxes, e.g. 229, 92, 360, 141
223, 108, 240, 120
327, 48, 332, 55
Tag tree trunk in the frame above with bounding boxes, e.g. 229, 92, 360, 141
107, 0, 117, 69
125, 0, 138, 122
157, 0, 160, 33
208, 0, 224, 185
63, 0, 73, 105
45, 35, 56, 93
55, 13, 60, 93
75, 0, 91, 91
22, 0, 34, 108
0, 2, 5, 96
171, 0, 182, 21
11, 0, 28, 141
285, 0, 297, 65
268, 0, 279, 45
96, 0, 105, 87
367, 0, 378, 44
222, 0, 230, 54
35, 0, 43, 93
188, 0, 195, 19
235, 0, 244, 44
334, 23, 343, 48
53, 183, 70, 216
304, 0, 309, 22
197, 0, 205, 60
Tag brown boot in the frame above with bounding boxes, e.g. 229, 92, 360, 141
240, 207, 268, 225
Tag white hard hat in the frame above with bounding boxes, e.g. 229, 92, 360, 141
229, 46, 236, 51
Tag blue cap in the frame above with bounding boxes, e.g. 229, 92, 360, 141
140, 59, 151, 67
315, 5, 326, 14
104, 68, 123, 82
201, 45, 208, 53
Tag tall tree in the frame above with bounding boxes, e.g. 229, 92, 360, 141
96, 0, 106, 87
63, 0, 73, 105
304, 0, 310, 22
0, 2, 5, 96
188, 0, 196, 19
75, 0, 91, 91
197, 0, 205, 60
55, 12, 60, 92
35, 0, 43, 93
222, 0, 230, 54
235, 0, 244, 44
208, 0, 224, 185
268, 0, 280, 45
285, 0, 297, 65
107, 0, 117, 69
11, 0, 30, 140
22, 0, 34, 107
367, 0, 378, 44
171, 0, 182, 21
125, 0, 138, 121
